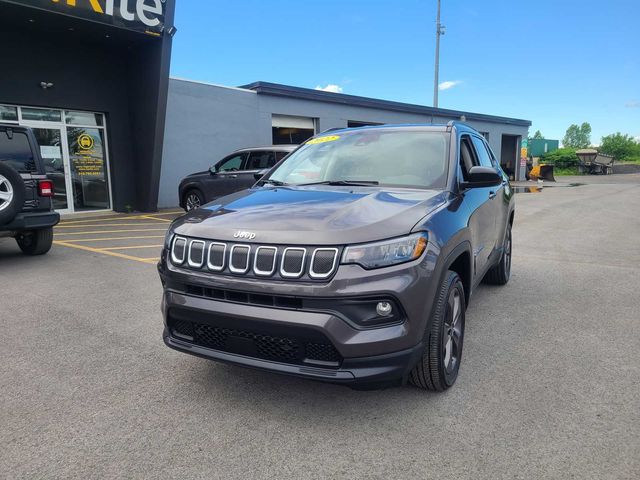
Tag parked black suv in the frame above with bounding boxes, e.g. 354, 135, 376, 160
159, 123, 514, 391
0, 124, 59, 255
178, 145, 297, 211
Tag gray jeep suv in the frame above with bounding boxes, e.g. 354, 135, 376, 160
158, 123, 514, 391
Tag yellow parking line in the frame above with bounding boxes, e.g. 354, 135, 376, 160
101, 245, 163, 251
53, 241, 160, 264
56, 223, 168, 228
141, 215, 173, 223
60, 215, 151, 225
60, 235, 165, 243
54, 228, 168, 236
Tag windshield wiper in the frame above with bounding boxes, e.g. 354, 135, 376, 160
261, 178, 289, 186
297, 180, 379, 186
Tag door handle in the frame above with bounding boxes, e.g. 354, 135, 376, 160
489, 191, 497, 199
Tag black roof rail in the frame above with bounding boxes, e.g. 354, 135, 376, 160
320, 127, 345, 134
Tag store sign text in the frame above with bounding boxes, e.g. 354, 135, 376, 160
51, 0, 163, 27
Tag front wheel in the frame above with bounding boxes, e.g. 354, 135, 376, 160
409, 270, 466, 391
16, 228, 54, 255
183, 189, 204, 212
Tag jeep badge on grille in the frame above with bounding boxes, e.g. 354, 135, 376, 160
233, 231, 256, 240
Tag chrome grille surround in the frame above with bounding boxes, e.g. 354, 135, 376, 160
229, 244, 251, 274
309, 248, 339, 279
169, 236, 340, 281
253, 246, 277, 276
187, 240, 206, 268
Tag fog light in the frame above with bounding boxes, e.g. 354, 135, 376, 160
376, 301, 393, 316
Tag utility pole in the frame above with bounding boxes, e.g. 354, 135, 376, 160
433, 0, 445, 108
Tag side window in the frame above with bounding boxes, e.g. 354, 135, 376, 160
471, 136, 494, 168
459, 135, 479, 181
217, 153, 245, 172
274, 151, 289, 163
245, 151, 275, 170
0, 130, 37, 173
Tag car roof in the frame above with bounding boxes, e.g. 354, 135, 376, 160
233, 145, 298, 153
317, 122, 481, 136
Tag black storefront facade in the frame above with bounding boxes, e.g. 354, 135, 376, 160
0, 0, 175, 213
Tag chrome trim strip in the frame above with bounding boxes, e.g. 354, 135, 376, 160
170, 236, 187, 265
207, 241, 227, 272
309, 247, 339, 279
280, 247, 306, 278
187, 240, 206, 268
229, 244, 251, 274
253, 246, 277, 276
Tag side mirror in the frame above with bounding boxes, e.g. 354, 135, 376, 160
209, 165, 218, 175
462, 166, 502, 188
254, 169, 269, 181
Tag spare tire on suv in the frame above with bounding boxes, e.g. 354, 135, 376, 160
0, 162, 25, 225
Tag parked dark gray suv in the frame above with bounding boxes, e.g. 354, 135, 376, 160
0, 124, 59, 255
159, 123, 514, 391
178, 145, 297, 211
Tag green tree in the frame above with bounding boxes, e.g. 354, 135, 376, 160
600, 132, 640, 160
562, 122, 592, 148
532, 130, 544, 139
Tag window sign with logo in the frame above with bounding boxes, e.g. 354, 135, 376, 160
3, 0, 166, 37
67, 127, 110, 210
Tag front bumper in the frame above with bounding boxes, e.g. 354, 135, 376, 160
159, 241, 443, 386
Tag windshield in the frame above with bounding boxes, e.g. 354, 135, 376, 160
267, 129, 449, 189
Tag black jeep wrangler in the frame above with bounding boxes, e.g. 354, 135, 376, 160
159, 123, 514, 391
0, 124, 59, 255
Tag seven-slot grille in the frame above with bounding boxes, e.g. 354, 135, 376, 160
170, 236, 340, 281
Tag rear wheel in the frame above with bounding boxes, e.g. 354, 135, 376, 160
16, 228, 54, 255
409, 270, 466, 391
0, 162, 25, 225
484, 224, 512, 285
183, 189, 204, 211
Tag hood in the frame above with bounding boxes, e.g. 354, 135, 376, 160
172, 186, 446, 245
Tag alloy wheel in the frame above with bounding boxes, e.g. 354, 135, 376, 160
0, 174, 14, 212
443, 288, 463, 374
186, 193, 201, 211
504, 228, 512, 276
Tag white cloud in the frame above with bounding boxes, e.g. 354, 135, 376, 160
315, 84, 343, 93
438, 80, 462, 91
625, 100, 640, 108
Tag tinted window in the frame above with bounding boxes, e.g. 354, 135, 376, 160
269, 130, 449, 189
246, 151, 275, 170
0, 130, 37, 172
217, 154, 245, 172
275, 151, 290, 162
459, 136, 478, 180
471, 136, 494, 168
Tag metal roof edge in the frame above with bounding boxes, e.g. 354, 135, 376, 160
240, 81, 532, 127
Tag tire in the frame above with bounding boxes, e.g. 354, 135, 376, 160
409, 270, 466, 391
183, 189, 204, 211
0, 162, 25, 225
484, 223, 512, 285
16, 228, 54, 255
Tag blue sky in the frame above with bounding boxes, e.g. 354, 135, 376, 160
170, 0, 640, 144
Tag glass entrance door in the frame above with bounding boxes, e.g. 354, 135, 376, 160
29, 126, 72, 212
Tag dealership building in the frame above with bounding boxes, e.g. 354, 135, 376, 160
0, 0, 530, 214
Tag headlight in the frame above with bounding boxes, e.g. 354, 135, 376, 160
164, 228, 175, 249
341, 233, 427, 269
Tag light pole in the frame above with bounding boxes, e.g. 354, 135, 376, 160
433, 0, 445, 108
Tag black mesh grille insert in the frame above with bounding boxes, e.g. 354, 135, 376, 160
230, 246, 250, 272
188, 241, 205, 266
208, 243, 225, 270
255, 247, 276, 274
168, 315, 341, 368
311, 249, 337, 276
172, 237, 186, 263
282, 249, 304, 276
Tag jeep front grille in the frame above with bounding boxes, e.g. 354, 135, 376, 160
170, 236, 341, 281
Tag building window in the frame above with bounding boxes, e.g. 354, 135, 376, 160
272, 114, 316, 145
347, 120, 383, 128
21, 107, 62, 122
0, 105, 18, 122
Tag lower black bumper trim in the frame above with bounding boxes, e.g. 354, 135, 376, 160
0, 211, 60, 232
163, 328, 424, 387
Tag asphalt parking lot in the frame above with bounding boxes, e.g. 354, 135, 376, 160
1, 176, 639, 479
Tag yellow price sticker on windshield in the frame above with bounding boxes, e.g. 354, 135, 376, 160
307, 135, 340, 145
